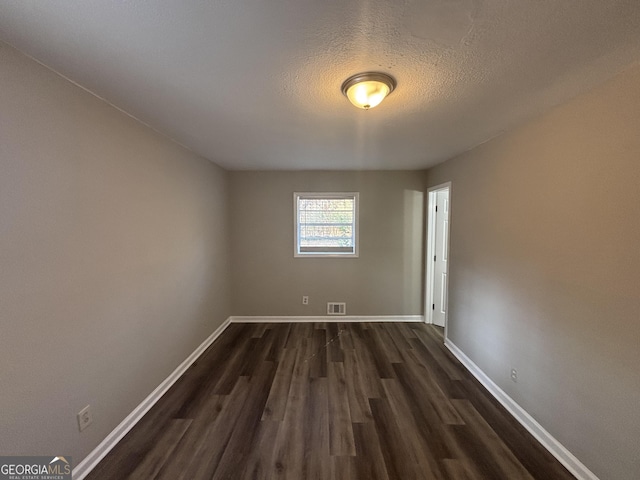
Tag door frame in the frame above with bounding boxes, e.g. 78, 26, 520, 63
425, 182, 452, 334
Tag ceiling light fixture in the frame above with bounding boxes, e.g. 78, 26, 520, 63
341, 72, 396, 110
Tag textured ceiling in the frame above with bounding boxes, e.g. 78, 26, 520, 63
1, 1, 639, 170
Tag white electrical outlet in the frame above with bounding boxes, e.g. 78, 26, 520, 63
302, 296, 309, 305
510, 368, 518, 383
77, 405, 93, 432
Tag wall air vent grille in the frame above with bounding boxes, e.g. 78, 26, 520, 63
327, 302, 346, 315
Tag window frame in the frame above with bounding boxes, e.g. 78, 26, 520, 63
294, 192, 360, 258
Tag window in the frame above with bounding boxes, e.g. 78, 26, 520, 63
294, 192, 359, 257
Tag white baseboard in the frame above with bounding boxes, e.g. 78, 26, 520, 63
230, 315, 424, 323
73, 317, 232, 480
444, 339, 599, 480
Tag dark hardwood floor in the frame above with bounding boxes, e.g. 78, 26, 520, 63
86, 322, 575, 479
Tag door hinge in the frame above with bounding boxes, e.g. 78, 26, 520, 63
434, 255, 436, 261
432, 304, 435, 310
435, 205, 438, 212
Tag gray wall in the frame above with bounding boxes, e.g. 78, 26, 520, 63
230, 171, 424, 316
426, 64, 640, 480
0, 42, 230, 463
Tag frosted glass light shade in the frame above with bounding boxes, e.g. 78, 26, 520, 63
341, 72, 396, 110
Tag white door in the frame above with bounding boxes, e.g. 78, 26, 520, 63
432, 189, 449, 327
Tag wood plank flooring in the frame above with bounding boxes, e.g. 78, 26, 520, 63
86, 323, 575, 480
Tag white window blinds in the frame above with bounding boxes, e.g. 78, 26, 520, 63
294, 193, 359, 257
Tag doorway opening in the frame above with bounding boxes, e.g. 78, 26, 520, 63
425, 182, 451, 336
